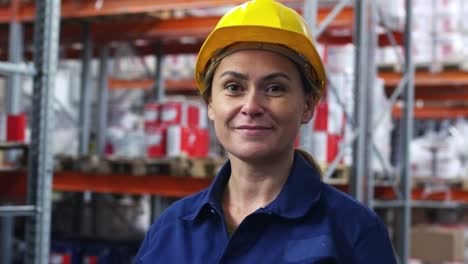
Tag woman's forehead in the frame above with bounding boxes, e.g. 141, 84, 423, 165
215, 49, 299, 74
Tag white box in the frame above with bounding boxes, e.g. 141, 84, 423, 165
434, 13, 461, 33
461, 1, 468, 32
325, 44, 355, 73
435, 33, 464, 64
412, 32, 433, 65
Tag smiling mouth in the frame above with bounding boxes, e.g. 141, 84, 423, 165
234, 125, 273, 130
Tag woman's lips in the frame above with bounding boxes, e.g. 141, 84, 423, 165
235, 125, 272, 130
234, 125, 273, 137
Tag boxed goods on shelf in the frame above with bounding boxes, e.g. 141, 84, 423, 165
462, 1, 468, 32
167, 126, 209, 158
410, 122, 466, 179
434, 33, 465, 64
160, 100, 206, 127
324, 44, 355, 74
300, 100, 344, 165
144, 99, 209, 158
411, 224, 465, 263
145, 125, 167, 158
6, 113, 27, 142
378, 0, 467, 67
162, 54, 196, 80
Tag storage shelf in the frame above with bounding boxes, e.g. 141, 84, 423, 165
108, 78, 197, 94
3, 170, 468, 203
0, 3, 400, 56
393, 105, 468, 119
0, 170, 212, 198
0, 142, 28, 150
381, 70, 468, 87
0, 0, 305, 23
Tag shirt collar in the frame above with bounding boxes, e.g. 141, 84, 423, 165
182, 152, 323, 221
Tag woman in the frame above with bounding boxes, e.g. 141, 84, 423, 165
135, 0, 397, 263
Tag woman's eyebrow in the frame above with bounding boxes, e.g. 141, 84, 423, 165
220, 71, 248, 80
262, 72, 291, 81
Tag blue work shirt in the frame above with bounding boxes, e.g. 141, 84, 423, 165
135, 153, 397, 263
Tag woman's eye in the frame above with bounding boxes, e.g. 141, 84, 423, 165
265, 84, 286, 95
225, 83, 242, 94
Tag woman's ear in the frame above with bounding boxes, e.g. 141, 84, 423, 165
301, 95, 316, 124
208, 101, 215, 121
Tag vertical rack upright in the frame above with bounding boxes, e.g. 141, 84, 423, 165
0, 0, 61, 263
304, 0, 414, 263
25, 0, 61, 262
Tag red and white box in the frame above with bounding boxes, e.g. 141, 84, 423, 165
83, 256, 99, 264
308, 132, 343, 164
145, 125, 167, 158
50, 253, 72, 264
160, 101, 207, 128
301, 100, 346, 165
144, 102, 161, 129
167, 126, 209, 158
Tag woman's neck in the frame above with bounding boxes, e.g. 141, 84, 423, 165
222, 150, 294, 228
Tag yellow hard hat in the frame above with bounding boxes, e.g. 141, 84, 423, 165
195, 0, 326, 95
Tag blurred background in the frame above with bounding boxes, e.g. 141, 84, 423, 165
1, 0, 468, 263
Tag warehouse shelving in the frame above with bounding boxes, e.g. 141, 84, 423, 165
2, 0, 468, 263
5, 170, 468, 204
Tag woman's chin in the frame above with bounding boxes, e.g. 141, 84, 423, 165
227, 145, 288, 163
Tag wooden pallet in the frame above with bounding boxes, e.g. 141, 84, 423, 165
413, 176, 468, 190
54, 155, 226, 178
321, 164, 350, 185
170, 156, 226, 178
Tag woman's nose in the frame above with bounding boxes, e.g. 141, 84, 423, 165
240, 89, 265, 117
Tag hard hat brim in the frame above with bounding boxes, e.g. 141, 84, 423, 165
195, 25, 326, 93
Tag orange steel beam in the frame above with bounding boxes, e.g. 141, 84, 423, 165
8, 170, 468, 202
108, 78, 153, 90
0, 17, 219, 46
381, 70, 468, 101
53, 171, 212, 197
385, 86, 468, 101
0, 0, 303, 23
10, 0, 20, 22
317, 6, 354, 28
0, 4, 355, 42
108, 77, 198, 94
393, 105, 468, 119
380, 70, 468, 87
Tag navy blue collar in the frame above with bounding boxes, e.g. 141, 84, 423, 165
182, 152, 323, 221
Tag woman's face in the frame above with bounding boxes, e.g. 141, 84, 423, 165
208, 49, 315, 162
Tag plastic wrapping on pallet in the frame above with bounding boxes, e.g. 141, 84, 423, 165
434, 33, 465, 64
324, 44, 355, 74
377, 0, 468, 67
369, 78, 393, 175
462, 1, 468, 32
410, 128, 464, 179
411, 33, 433, 65
107, 113, 145, 158
162, 54, 196, 80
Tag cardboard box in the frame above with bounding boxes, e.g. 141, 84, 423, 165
411, 225, 465, 262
